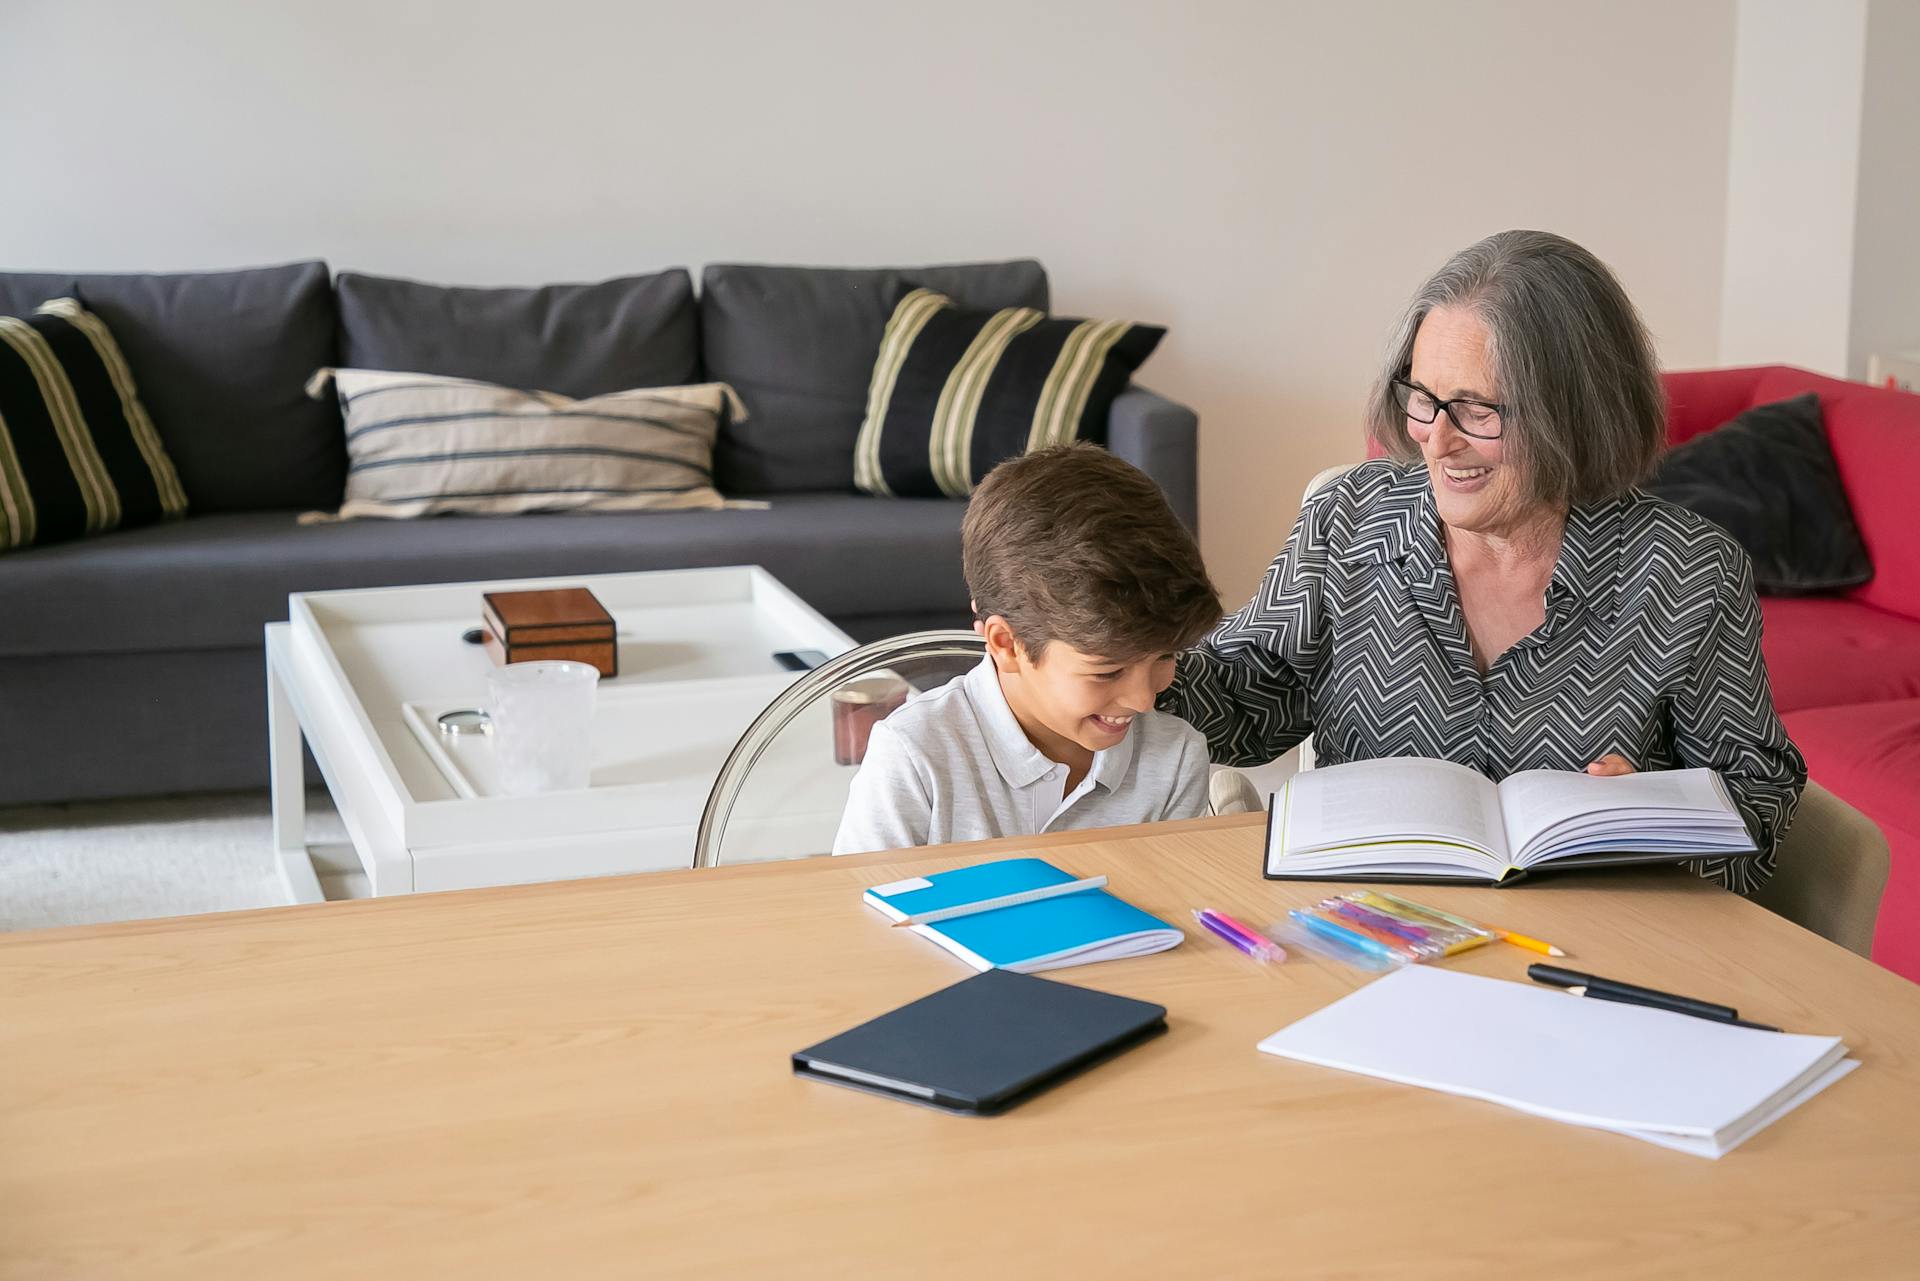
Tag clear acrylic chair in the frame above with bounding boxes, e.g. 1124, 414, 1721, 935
692, 630, 986, 869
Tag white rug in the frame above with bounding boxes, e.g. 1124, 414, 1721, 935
0, 789, 359, 933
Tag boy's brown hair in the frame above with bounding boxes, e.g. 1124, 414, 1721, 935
961, 443, 1222, 662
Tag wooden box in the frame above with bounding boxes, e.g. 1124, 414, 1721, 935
481, 587, 618, 677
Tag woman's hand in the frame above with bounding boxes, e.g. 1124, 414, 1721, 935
1586, 753, 1635, 777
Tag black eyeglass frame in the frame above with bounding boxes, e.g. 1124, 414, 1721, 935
1391, 377, 1508, 440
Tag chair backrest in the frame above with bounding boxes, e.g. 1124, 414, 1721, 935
1750, 781, 1890, 957
693, 630, 986, 868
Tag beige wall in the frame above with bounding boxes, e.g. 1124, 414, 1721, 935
1849, 0, 1920, 378
1718, 0, 1920, 383
1718, 0, 1868, 376
0, 0, 1738, 603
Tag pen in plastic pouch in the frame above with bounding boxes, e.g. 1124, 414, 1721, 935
1327, 899, 1433, 948
1287, 908, 1404, 965
1335, 900, 1483, 961
1352, 890, 1515, 957
1371, 889, 1565, 957
1340, 890, 1433, 927
1192, 909, 1286, 962
1309, 905, 1419, 958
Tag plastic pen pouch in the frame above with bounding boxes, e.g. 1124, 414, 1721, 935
1344, 890, 1500, 958
1271, 892, 1497, 970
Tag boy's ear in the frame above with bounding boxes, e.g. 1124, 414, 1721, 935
979, 615, 1023, 673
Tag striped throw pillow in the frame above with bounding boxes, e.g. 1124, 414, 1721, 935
853, 288, 1164, 498
0, 298, 188, 553
308, 368, 746, 519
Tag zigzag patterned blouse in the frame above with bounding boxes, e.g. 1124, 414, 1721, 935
1162, 460, 1806, 893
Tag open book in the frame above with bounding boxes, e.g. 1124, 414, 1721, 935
1265, 757, 1756, 884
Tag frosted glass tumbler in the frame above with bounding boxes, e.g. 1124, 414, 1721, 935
831, 675, 910, 766
486, 660, 600, 795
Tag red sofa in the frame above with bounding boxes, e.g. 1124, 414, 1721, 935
1664, 367, 1920, 981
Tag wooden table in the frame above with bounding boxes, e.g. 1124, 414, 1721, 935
4, 815, 1918, 1280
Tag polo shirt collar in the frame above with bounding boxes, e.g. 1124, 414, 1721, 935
963, 655, 1137, 793
966, 656, 1055, 788
1086, 707, 1137, 793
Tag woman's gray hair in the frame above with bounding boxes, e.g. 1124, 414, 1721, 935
1366, 230, 1665, 507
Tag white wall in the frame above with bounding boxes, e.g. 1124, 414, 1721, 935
1849, 0, 1920, 378
1718, 0, 1920, 382
1718, 0, 1869, 375
0, 0, 1739, 603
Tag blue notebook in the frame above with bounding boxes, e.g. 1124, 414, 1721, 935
863, 858, 1183, 973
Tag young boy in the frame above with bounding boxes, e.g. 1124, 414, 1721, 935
833, 443, 1223, 855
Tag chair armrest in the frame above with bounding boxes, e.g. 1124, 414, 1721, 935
1107, 385, 1198, 534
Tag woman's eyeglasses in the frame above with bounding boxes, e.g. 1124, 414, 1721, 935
1392, 378, 1505, 440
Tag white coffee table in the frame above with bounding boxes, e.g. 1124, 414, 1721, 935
264, 566, 857, 902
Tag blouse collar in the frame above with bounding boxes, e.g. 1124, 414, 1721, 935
1336, 463, 1628, 621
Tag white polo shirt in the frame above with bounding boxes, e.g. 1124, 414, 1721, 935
832, 656, 1212, 855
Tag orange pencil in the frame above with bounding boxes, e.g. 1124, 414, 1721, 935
1496, 929, 1567, 958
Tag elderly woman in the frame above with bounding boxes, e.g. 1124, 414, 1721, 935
1162, 230, 1805, 892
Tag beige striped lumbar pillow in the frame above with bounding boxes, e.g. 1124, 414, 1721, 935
852, 288, 1164, 498
306, 368, 746, 519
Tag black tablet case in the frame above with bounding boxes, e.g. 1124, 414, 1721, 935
793, 968, 1167, 1115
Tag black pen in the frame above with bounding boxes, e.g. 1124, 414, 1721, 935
1527, 964, 1782, 1032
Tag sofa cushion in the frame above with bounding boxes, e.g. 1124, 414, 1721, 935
0, 495, 968, 658
0, 262, 341, 512
312, 367, 737, 518
699, 260, 1049, 495
1750, 367, 1920, 624
1646, 393, 1871, 594
1761, 597, 1920, 713
1661, 367, 1770, 445
335, 269, 699, 400
0, 299, 188, 551
852, 288, 1165, 497
1780, 698, 1920, 979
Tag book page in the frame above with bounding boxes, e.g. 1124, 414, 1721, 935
1497, 768, 1743, 865
1278, 757, 1507, 861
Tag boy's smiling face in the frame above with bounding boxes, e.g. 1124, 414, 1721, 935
981, 615, 1177, 765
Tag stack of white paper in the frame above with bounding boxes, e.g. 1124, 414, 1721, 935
1257, 965, 1857, 1157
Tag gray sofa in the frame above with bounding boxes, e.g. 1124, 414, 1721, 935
0, 259, 1197, 806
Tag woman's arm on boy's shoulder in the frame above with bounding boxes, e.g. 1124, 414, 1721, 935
1157, 488, 1333, 767
831, 719, 935, 856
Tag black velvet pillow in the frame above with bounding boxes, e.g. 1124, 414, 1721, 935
1645, 393, 1871, 594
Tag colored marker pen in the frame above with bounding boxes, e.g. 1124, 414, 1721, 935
1288, 908, 1404, 964
1193, 909, 1286, 962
